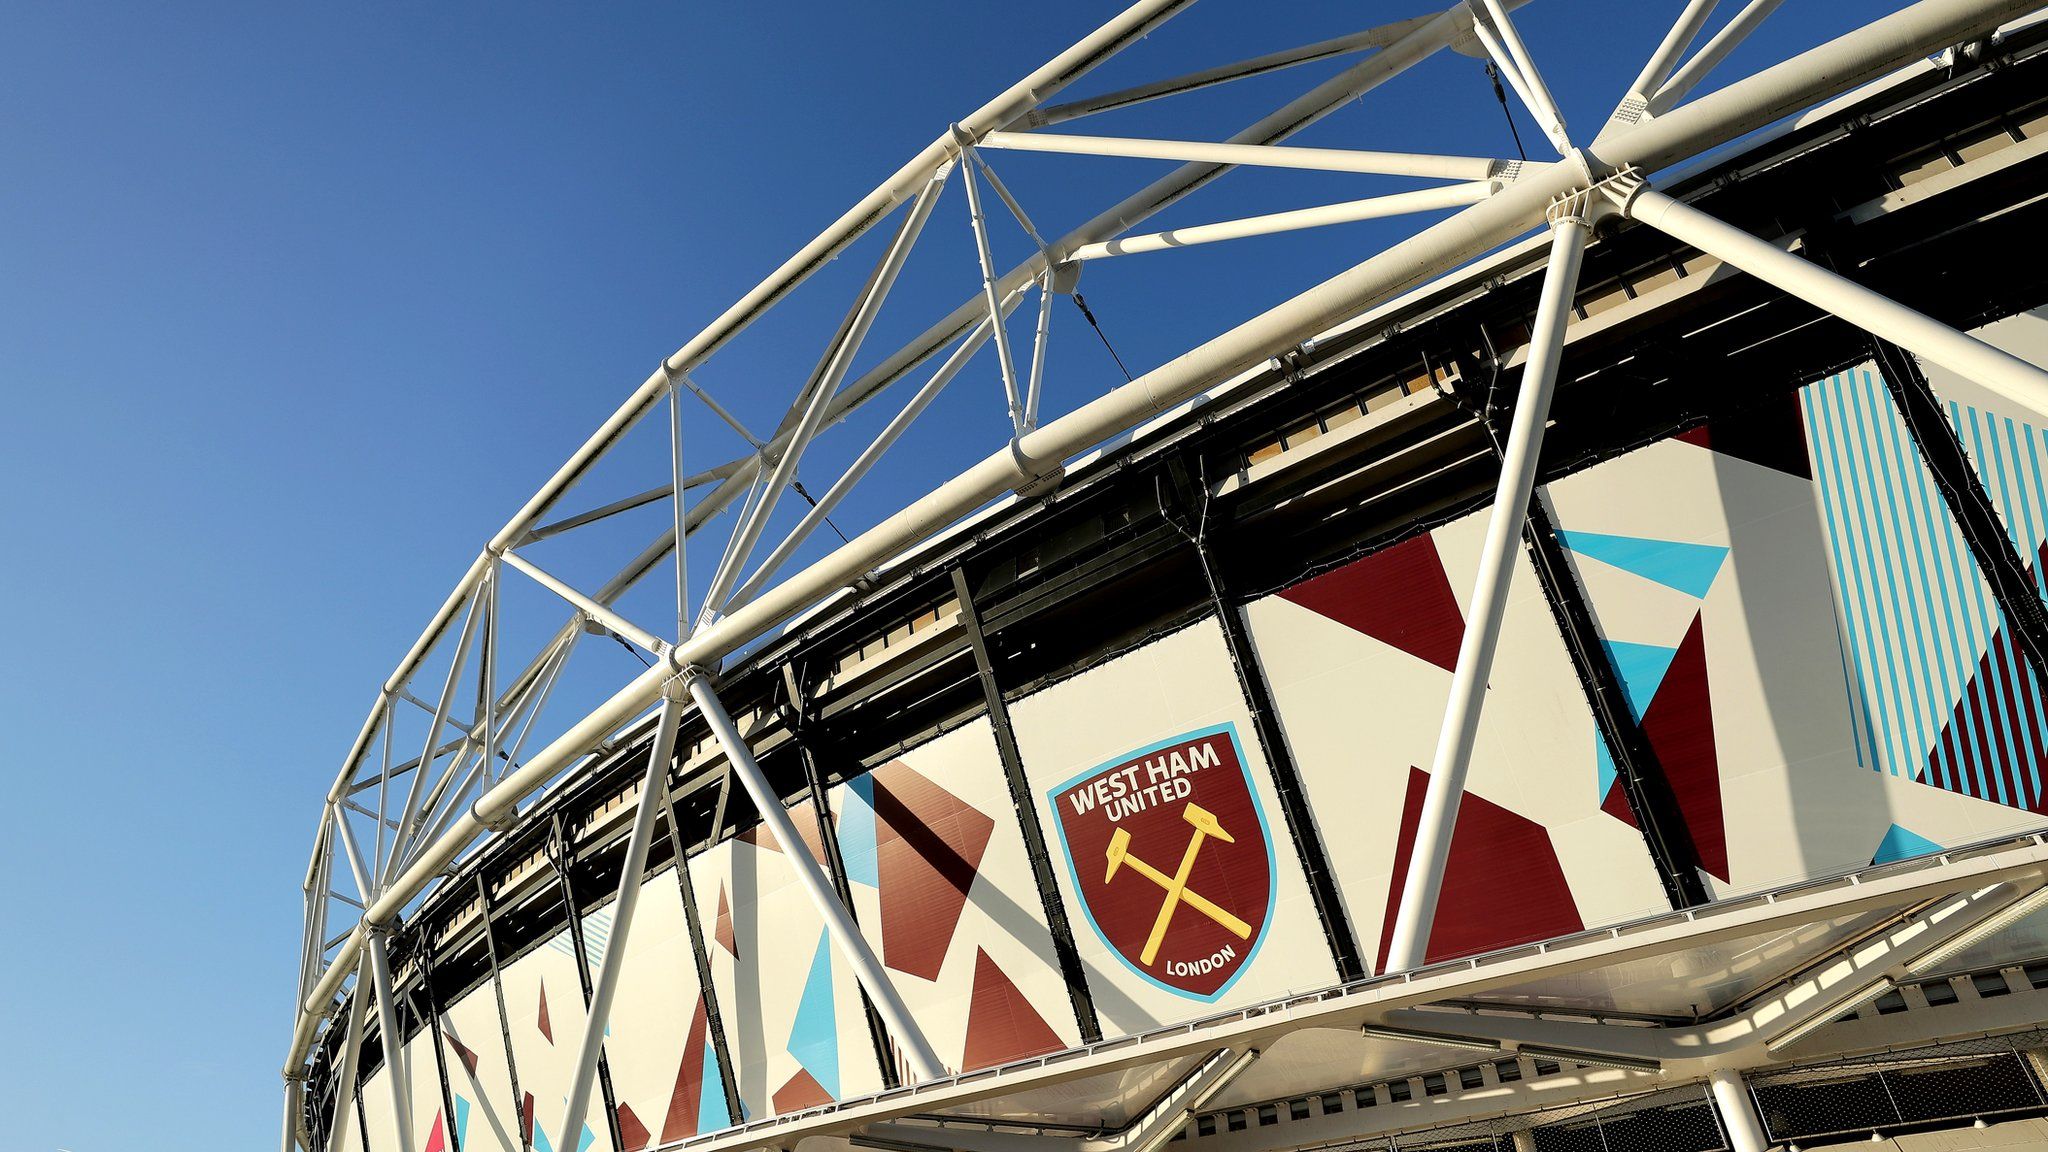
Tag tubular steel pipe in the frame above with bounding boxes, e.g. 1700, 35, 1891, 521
686, 671, 947, 1081
556, 689, 687, 1150
289, 0, 2040, 1080
1383, 210, 1591, 973
366, 929, 415, 1152
1617, 181, 2048, 418
1708, 1068, 1770, 1152
1625, 0, 1718, 104
978, 131, 1500, 181
1069, 182, 1498, 261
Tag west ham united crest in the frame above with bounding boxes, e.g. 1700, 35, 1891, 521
1047, 723, 1275, 1000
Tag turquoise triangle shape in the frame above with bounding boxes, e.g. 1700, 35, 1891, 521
1595, 738, 1619, 803
454, 1097, 470, 1147
840, 774, 880, 888
1557, 529, 1729, 599
577, 1125, 595, 1152
787, 932, 840, 1098
1872, 823, 1942, 865
699, 1041, 730, 1133
1603, 639, 1681, 721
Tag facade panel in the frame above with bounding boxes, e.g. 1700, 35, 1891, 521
1243, 512, 1672, 973
597, 868, 731, 1148
830, 717, 1083, 1073
1007, 618, 1340, 1034
494, 915, 619, 1152
690, 808, 884, 1120
359, 1060, 399, 1152
437, 969, 524, 1152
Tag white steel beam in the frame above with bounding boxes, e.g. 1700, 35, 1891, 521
1384, 198, 1592, 973
726, 319, 998, 613
288, 0, 2042, 1083
1472, 0, 1571, 153
1624, 0, 1718, 106
685, 669, 946, 1080
1613, 178, 2048, 419
1025, 277, 1055, 429
500, 550, 665, 655
1068, 182, 1498, 261
961, 152, 1026, 431
1021, 16, 1439, 128
323, 981, 371, 1152
978, 131, 1500, 181
557, 687, 688, 1152
1649, 0, 1785, 114
364, 929, 414, 1152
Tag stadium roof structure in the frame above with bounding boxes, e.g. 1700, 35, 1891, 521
283, 4, 2048, 1152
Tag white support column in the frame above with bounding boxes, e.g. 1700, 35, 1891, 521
365, 927, 414, 1152
977, 131, 1499, 180
1383, 197, 1592, 973
1709, 1068, 1770, 1152
1649, 0, 1785, 114
1614, 178, 2048, 420
684, 668, 947, 1080
283, 1078, 304, 1152
1069, 182, 1497, 261
1624, 0, 1717, 105
557, 686, 688, 1152
961, 149, 1026, 431
324, 983, 371, 1152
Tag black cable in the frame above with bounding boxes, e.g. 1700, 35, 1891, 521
609, 631, 652, 667
1485, 62, 1528, 162
790, 479, 849, 543
1071, 292, 1134, 384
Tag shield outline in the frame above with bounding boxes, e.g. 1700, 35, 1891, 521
1044, 721, 1278, 1003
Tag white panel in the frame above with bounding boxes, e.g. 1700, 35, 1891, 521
1007, 618, 1339, 1035
438, 975, 523, 1152
496, 916, 618, 1152
691, 816, 884, 1118
1245, 515, 1670, 974
832, 718, 1082, 1074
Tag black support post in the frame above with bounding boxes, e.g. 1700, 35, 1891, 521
419, 946, 463, 1152
477, 874, 529, 1152
548, 816, 625, 1152
657, 782, 745, 1125
782, 664, 903, 1088
1171, 481, 1367, 982
1525, 490, 1710, 908
951, 566, 1103, 1042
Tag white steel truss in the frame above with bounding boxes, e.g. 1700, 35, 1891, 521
282, 3, 2048, 1150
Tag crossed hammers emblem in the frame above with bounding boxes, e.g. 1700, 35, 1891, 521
1104, 803, 1254, 965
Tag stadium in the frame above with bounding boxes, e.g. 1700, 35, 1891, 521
283, 3, 2048, 1152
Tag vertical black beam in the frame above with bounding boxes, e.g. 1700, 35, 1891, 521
476, 874, 529, 1152
1871, 339, 2048, 683
547, 816, 625, 1152
951, 566, 1103, 1042
658, 782, 745, 1125
782, 664, 903, 1088
355, 1084, 373, 1152
1169, 474, 1366, 982
419, 946, 463, 1152
1525, 491, 1711, 908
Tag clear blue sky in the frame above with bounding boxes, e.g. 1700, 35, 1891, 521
0, 3, 1914, 1148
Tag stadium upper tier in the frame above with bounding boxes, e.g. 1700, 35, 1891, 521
285, 4, 2048, 1152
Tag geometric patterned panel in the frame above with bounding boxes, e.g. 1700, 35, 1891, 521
492, 921, 616, 1152
833, 718, 1081, 1074
691, 814, 883, 1120
437, 971, 524, 1152
1243, 519, 1671, 976
1806, 366, 2046, 810
597, 868, 729, 1148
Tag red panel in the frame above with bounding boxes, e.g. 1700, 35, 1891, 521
536, 978, 553, 1044
713, 884, 737, 957
736, 801, 832, 865
873, 760, 995, 981
616, 1103, 650, 1151
961, 948, 1065, 1071
772, 1067, 833, 1114
1377, 766, 1584, 972
1277, 534, 1464, 672
422, 1110, 446, 1152
442, 1028, 480, 1076
660, 997, 714, 1142
1640, 613, 1730, 882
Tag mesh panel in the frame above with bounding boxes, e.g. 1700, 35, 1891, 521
1750, 1031, 2048, 1142
1318, 1085, 1727, 1152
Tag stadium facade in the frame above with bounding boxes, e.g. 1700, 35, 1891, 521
284, 3, 2048, 1152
